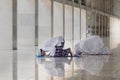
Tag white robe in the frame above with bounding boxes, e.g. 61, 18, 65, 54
74, 36, 110, 55
38, 36, 64, 56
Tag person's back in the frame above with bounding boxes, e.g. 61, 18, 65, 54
41, 36, 64, 52
74, 35, 110, 55
82, 36, 104, 54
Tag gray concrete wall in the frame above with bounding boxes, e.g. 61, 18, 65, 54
17, 0, 35, 48
0, 0, 12, 50
110, 17, 120, 49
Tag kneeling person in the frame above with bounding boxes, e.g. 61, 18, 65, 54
37, 36, 72, 57
74, 36, 110, 56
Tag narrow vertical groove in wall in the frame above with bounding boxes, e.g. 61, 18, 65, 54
108, 16, 110, 48
105, 0, 106, 13
86, 0, 88, 37
110, 16, 111, 49
35, 0, 38, 46
99, 14, 102, 37
106, 0, 107, 15
106, 16, 108, 46
106, 16, 107, 45
35, 1, 38, 80
102, 15, 103, 38
85, 3, 87, 37
63, 0, 65, 38
102, 0, 104, 39
101, 15, 102, 37
103, 0, 106, 46
72, 0, 74, 46
106, 1, 110, 47
98, 0, 100, 36
51, 0, 54, 38
91, 0, 93, 35
109, 0, 111, 14
99, 0, 100, 11
103, 7, 105, 38
98, 14, 100, 36
104, 15, 106, 45
79, 0, 81, 39
12, 0, 17, 50
94, 0, 96, 35
110, 0, 112, 15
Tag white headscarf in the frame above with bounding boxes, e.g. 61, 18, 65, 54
41, 36, 64, 51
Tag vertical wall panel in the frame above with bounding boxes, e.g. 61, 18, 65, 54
0, 0, 12, 49
17, 0, 35, 48
110, 17, 120, 49
74, 7, 80, 44
53, 2, 63, 37
81, 9, 87, 39
17, 0, 35, 80
65, 5, 72, 48
38, 0, 51, 46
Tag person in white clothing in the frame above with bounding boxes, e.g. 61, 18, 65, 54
74, 35, 110, 56
37, 36, 72, 57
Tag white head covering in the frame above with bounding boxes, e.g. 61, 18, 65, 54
41, 36, 64, 52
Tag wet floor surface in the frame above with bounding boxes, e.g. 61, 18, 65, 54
0, 46, 120, 80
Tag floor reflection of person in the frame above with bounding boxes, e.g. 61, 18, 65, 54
37, 57, 72, 77
37, 36, 72, 57
74, 55, 110, 76
74, 36, 110, 56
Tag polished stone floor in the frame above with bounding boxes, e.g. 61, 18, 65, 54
0, 46, 120, 80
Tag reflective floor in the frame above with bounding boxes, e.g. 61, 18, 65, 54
0, 46, 120, 80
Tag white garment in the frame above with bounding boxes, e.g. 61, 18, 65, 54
39, 36, 64, 56
99, 46, 110, 54
74, 36, 110, 54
